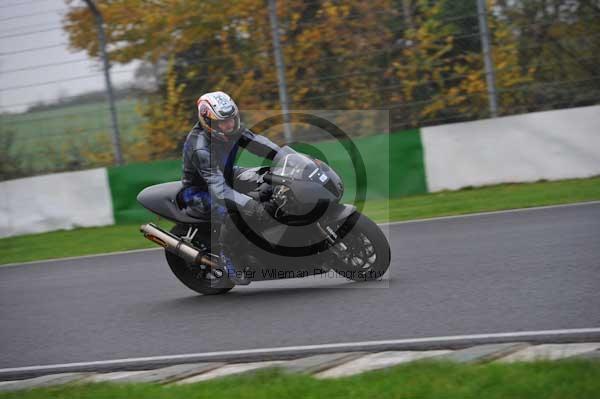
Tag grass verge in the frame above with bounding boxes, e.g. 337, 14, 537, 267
363, 176, 600, 223
1, 176, 599, 265
1, 360, 599, 398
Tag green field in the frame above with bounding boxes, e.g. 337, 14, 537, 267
1, 361, 598, 398
1, 176, 599, 265
1, 98, 144, 174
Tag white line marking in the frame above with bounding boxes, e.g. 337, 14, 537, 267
1, 327, 599, 374
2, 200, 599, 268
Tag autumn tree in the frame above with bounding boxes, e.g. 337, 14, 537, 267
387, 0, 536, 127
133, 58, 191, 160
64, 0, 397, 152
63, 0, 596, 161
493, 0, 600, 111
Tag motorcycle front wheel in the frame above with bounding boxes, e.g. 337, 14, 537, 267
332, 212, 391, 281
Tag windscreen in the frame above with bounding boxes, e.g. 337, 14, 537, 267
271, 146, 330, 183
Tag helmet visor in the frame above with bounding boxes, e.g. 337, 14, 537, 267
216, 116, 237, 135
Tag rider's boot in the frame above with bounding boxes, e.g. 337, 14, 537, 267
219, 248, 251, 285
216, 212, 251, 285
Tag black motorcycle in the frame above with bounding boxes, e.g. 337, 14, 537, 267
137, 146, 390, 295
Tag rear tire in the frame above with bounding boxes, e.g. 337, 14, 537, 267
165, 225, 233, 295
332, 212, 391, 281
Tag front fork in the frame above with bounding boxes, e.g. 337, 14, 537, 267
316, 222, 349, 263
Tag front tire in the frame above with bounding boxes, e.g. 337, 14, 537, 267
332, 212, 391, 281
165, 225, 233, 295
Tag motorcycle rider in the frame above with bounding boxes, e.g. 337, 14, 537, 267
181, 91, 281, 285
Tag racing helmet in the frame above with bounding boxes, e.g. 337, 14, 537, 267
197, 91, 241, 141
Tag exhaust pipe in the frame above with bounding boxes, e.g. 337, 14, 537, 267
140, 223, 218, 268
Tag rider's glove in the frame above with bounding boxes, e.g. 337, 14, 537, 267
242, 199, 275, 223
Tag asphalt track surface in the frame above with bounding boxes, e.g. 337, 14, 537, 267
1, 203, 599, 370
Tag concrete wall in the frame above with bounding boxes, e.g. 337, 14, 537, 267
421, 105, 600, 192
0, 168, 114, 238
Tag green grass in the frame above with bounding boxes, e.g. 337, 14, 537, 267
1, 176, 599, 265
1, 360, 599, 398
0, 224, 155, 265
1, 99, 144, 173
0, 220, 173, 265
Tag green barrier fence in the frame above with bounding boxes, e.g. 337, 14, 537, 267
108, 159, 181, 224
108, 130, 427, 224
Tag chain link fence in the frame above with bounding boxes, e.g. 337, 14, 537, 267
1, 0, 599, 180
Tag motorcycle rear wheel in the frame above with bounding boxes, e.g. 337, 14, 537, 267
165, 224, 233, 295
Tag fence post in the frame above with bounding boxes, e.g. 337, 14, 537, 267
477, 0, 499, 117
267, 0, 293, 143
83, 0, 123, 165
